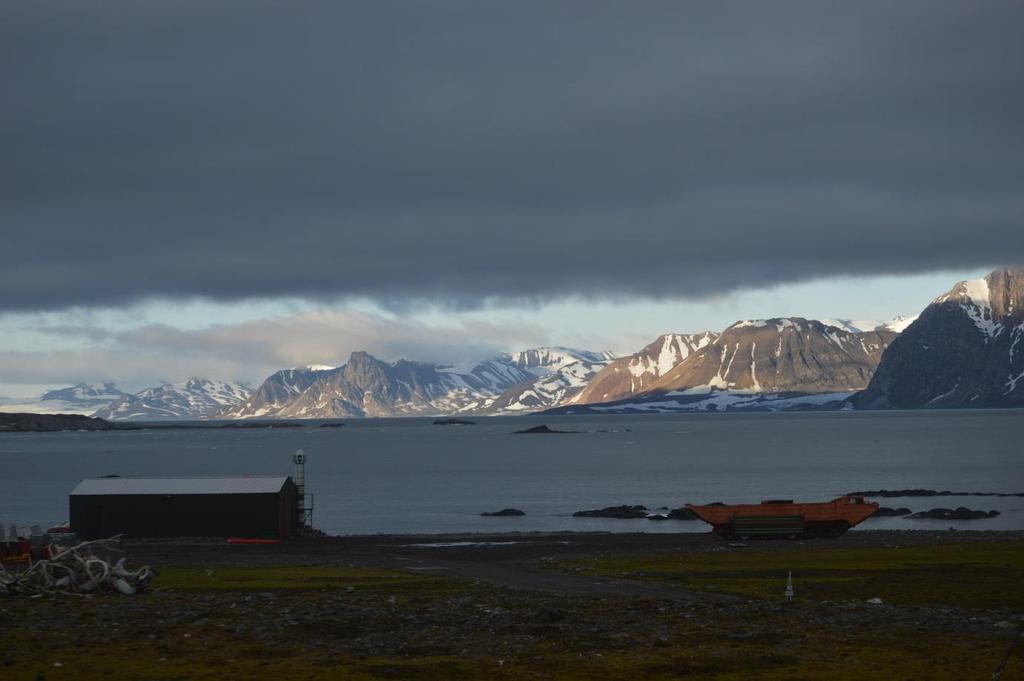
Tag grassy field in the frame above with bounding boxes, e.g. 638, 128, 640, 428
2, 540, 1021, 680
558, 540, 1024, 609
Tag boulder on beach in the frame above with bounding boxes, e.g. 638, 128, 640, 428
434, 418, 476, 426
872, 507, 913, 517
514, 424, 578, 434
573, 505, 648, 519
481, 508, 526, 517
908, 507, 999, 520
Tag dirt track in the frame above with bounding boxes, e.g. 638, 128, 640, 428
125, 529, 1023, 599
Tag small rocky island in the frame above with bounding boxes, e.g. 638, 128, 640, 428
573, 505, 649, 519
907, 507, 1000, 520
0, 413, 114, 432
572, 505, 700, 520
481, 508, 526, 517
849, 488, 1024, 498
514, 424, 578, 434
434, 418, 476, 426
873, 507, 913, 517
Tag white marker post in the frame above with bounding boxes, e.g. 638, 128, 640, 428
785, 571, 794, 601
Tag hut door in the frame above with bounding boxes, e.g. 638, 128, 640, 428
86, 504, 103, 539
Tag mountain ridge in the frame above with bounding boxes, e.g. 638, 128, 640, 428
93, 378, 252, 420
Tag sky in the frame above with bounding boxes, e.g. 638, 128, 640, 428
1, 2, 1021, 395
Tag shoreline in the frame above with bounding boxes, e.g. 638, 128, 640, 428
121, 528, 1024, 571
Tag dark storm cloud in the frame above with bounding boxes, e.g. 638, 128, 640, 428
1, 1, 1022, 311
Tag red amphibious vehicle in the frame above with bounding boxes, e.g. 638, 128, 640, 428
685, 495, 879, 539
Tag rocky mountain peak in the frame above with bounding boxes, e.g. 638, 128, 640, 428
982, 267, 1024, 321
574, 331, 720, 405
855, 267, 1024, 408
931, 267, 1024, 340
649, 317, 895, 395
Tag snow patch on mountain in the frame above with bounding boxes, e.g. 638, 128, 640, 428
882, 315, 917, 333
821, 316, 917, 334
961, 278, 1000, 338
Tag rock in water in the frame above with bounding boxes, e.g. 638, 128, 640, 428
872, 507, 913, 517
514, 424, 578, 434
667, 507, 701, 520
573, 505, 648, 519
434, 418, 476, 425
907, 507, 999, 520
481, 508, 526, 517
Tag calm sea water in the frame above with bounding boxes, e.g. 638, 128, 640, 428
1, 411, 1022, 535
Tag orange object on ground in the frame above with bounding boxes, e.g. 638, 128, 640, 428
685, 495, 879, 539
0, 540, 32, 561
227, 537, 280, 545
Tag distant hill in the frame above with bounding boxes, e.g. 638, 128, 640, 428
548, 318, 895, 414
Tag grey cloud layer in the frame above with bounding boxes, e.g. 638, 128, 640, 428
2, 1, 1022, 311
2, 310, 554, 387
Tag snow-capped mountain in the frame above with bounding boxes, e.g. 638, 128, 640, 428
650, 318, 895, 395
226, 347, 614, 418
484, 357, 613, 414
854, 267, 1024, 408
93, 378, 252, 420
0, 382, 126, 416
555, 319, 897, 414
507, 347, 615, 376
262, 352, 496, 418
224, 366, 337, 418
575, 332, 717, 404
822, 316, 917, 334
451, 358, 537, 393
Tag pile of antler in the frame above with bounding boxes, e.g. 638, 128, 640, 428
0, 535, 155, 597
